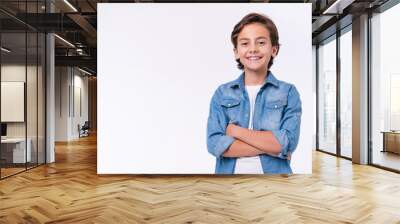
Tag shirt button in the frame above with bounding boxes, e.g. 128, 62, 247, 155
274, 105, 278, 108
228, 104, 231, 106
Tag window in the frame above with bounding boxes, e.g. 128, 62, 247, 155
318, 36, 337, 154
340, 29, 352, 158
370, 2, 400, 171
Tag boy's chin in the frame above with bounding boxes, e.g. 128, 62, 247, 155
244, 66, 268, 73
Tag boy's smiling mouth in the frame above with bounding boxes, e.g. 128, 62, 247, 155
246, 56, 263, 61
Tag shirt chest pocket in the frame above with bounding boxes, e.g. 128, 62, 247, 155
263, 99, 287, 128
220, 98, 241, 123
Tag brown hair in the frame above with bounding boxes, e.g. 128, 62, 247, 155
231, 13, 280, 70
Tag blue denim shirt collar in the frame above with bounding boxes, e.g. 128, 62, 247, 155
228, 70, 279, 90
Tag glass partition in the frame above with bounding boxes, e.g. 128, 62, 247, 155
0, 1, 46, 179
1, 31, 28, 177
38, 32, 45, 165
371, 3, 400, 171
339, 28, 352, 158
26, 0, 45, 169
318, 36, 337, 155
27, 30, 38, 169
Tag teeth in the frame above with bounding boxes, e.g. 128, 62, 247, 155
248, 56, 261, 60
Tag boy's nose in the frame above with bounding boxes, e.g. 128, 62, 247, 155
249, 44, 258, 53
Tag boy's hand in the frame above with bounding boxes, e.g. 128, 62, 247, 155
226, 123, 241, 138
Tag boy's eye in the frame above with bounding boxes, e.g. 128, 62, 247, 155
258, 41, 266, 45
240, 42, 248, 46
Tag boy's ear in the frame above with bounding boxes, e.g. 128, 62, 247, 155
271, 46, 279, 57
233, 48, 239, 59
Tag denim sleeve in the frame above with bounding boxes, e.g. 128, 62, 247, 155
271, 85, 302, 160
206, 90, 235, 158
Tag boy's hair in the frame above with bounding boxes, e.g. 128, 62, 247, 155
231, 13, 280, 70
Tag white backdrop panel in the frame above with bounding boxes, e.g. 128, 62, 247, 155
98, 3, 312, 174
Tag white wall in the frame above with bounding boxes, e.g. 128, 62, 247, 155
1, 65, 29, 141
55, 66, 69, 141
98, 3, 313, 174
72, 72, 89, 138
55, 67, 89, 141
1, 65, 39, 137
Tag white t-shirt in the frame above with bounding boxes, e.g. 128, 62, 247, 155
234, 85, 264, 174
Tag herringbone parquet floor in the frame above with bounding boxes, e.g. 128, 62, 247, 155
1, 134, 400, 223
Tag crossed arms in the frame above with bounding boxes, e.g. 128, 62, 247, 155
222, 124, 282, 157
206, 86, 301, 160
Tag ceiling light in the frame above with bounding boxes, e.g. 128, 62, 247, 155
63, 0, 78, 12
1, 47, 11, 53
323, 0, 355, 15
78, 67, 93, 76
54, 34, 75, 48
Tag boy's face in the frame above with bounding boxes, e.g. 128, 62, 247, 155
234, 23, 278, 73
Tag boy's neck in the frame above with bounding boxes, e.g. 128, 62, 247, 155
244, 68, 268, 86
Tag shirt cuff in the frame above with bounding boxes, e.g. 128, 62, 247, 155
214, 135, 235, 158
271, 130, 289, 159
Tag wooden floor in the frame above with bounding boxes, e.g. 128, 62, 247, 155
1, 134, 400, 223
0, 167, 26, 178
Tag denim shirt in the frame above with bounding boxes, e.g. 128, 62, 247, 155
206, 71, 302, 174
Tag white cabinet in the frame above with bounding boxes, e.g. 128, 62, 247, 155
1, 138, 32, 163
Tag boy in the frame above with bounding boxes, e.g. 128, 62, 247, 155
206, 13, 302, 174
